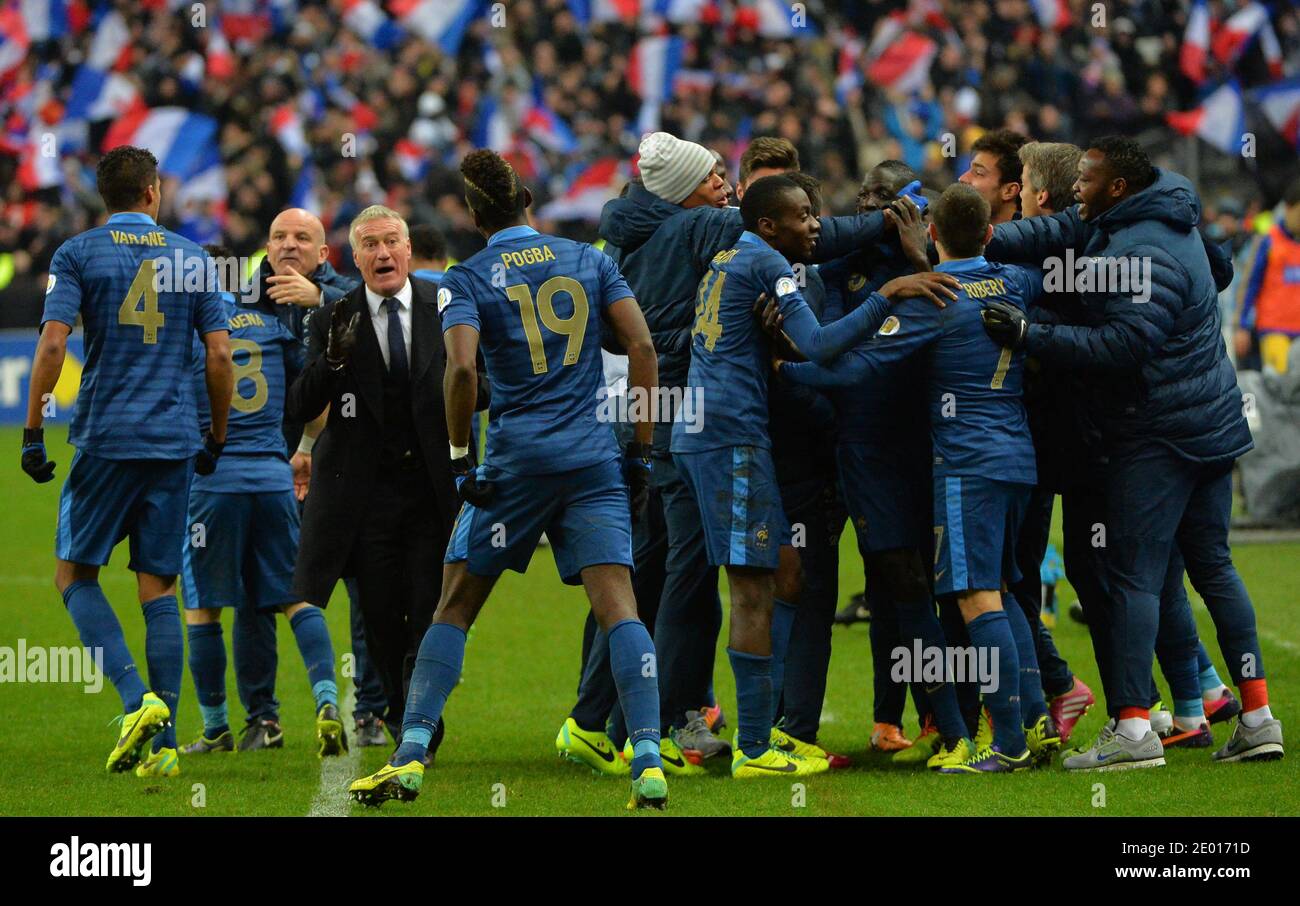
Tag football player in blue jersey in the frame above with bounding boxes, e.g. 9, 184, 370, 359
179, 248, 346, 763
672, 174, 959, 777
349, 149, 670, 810
779, 183, 1059, 773
21, 146, 233, 776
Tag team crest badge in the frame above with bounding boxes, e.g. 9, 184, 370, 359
877, 315, 901, 336
847, 273, 865, 292
754, 525, 771, 549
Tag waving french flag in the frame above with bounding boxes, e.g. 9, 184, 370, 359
1166, 81, 1245, 155
391, 0, 482, 56
343, 0, 404, 50
523, 90, 578, 154
394, 137, 431, 181
568, 0, 639, 25
104, 105, 223, 181
835, 35, 865, 104
18, 126, 62, 191
0, 5, 31, 78
630, 35, 684, 102
1181, 0, 1210, 84
1253, 77, 1300, 146
20, 0, 69, 42
751, 0, 816, 37
1212, 2, 1269, 67
865, 15, 936, 95
270, 104, 310, 158
537, 158, 628, 222
62, 10, 136, 122
1029, 0, 1070, 31
290, 164, 321, 213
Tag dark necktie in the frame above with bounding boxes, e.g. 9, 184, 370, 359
384, 297, 409, 380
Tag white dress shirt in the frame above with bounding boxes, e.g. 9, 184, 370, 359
364, 279, 414, 369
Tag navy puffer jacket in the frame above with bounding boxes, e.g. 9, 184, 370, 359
984, 169, 1251, 465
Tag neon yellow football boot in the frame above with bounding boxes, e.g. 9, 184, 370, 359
732, 745, 828, 778
556, 717, 630, 776
106, 692, 171, 773
624, 735, 706, 776
135, 746, 179, 778
627, 766, 669, 810
349, 760, 424, 807
927, 736, 977, 771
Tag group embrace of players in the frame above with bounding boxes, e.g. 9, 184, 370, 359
22, 123, 1283, 813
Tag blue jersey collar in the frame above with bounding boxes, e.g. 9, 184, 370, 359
107, 212, 158, 226
935, 255, 988, 274
739, 230, 763, 246
487, 224, 539, 247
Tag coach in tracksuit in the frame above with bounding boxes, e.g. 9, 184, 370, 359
981, 138, 1282, 768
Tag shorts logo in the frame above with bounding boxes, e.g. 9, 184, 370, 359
754, 524, 771, 549
46, 274, 56, 294
775, 277, 797, 297
437, 287, 451, 313
847, 273, 866, 292
877, 315, 901, 336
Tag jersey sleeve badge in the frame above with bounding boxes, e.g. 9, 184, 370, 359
46, 274, 56, 294
775, 276, 797, 297
877, 315, 901, 336
437, 287, 451, 313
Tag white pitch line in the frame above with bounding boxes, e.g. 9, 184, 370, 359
1260, 629, 1300, 656
307, 682, 360, 817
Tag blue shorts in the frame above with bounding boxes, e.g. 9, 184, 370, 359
445, 457, 632, 585
933, 474, 1031, 595
673, 445, 791, 570
837, 442, 930, 554
56, 450, 193, 577
181, 489, 300, 611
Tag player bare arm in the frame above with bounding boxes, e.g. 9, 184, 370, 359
603, 296, 658, 448
201, 329, 234, 444
444, 324, 479, 451
20, 321, 72, 483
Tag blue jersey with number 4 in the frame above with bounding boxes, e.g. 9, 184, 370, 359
437, 224, 632, 475
783, 256, 1040, 483
190, 294, 301, 493
41, 212, 228, 460
672, 231, 890, 455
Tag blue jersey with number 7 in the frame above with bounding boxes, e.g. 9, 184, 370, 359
40, 212, 229, 461
783, 256, 1041, 483
437, 224, 632, 475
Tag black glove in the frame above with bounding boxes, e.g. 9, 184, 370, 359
326, 302, 360, 370
195, 430, 225, 476
451, 454, 495, 506
21, 427, 55, 483
981, 299, 1029, 349
623, 441, 652, 523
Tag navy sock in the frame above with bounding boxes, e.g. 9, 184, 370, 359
288, 606, 337, 711
395, 623, 466, 764
896, 596, 967, 740
63, 580, 146, 712
609, 619, 662, 778
769, 598, 797, 721
727, 647, 772, 758
1003, 594, 1047, 724
186, 622, 228, 736
966, 610, 1025, 754
142, 596, 183, 751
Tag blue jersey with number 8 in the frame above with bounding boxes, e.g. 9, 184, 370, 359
41, 212, 228, 461
437, 224, 632, 475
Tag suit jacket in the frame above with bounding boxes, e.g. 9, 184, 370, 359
286, 277, 486, 601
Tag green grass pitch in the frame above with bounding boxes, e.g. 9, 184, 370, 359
1, 425, 1297, 817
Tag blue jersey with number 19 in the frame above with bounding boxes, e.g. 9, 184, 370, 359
41, 212, 228, 460
437, 224, 632, 475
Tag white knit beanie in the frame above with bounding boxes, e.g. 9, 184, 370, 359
637, 132, 717, 205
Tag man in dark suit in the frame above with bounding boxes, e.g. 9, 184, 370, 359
287, 204, 485, 752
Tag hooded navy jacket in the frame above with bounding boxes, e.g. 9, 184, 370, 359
984, 169, 1250, 465
600, 181, 889, 392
